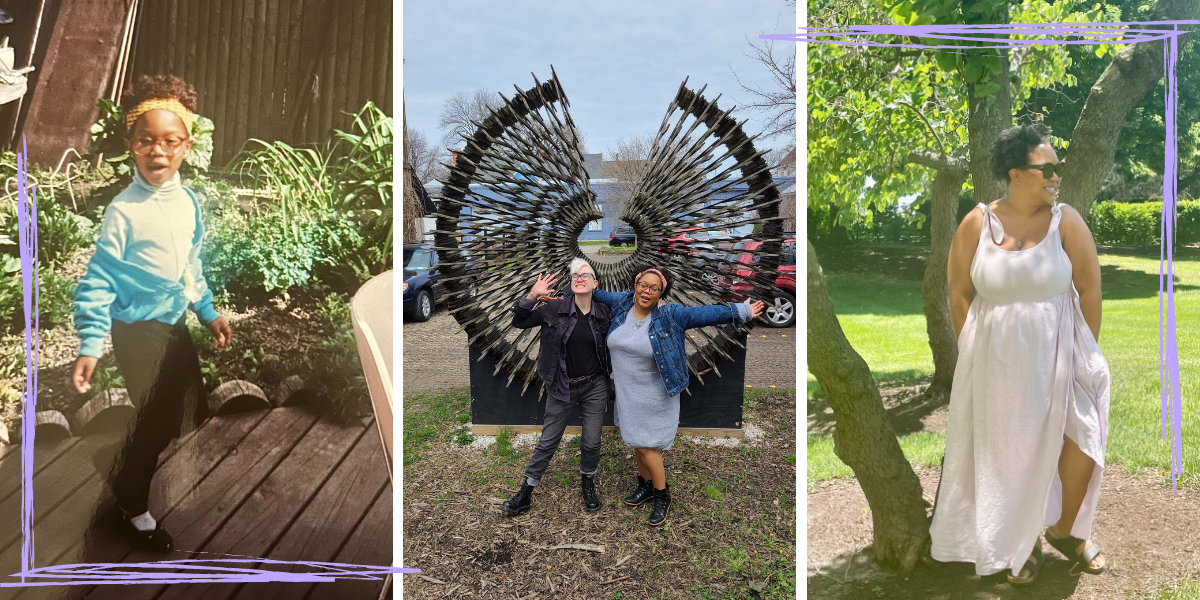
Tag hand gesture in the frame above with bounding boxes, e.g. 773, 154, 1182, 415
72, 355, 99, 394
529, 273, 557, 299
208, 316, 233, 349
749, 300, 766, 320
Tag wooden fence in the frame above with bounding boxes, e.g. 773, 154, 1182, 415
128, 0, 392, 166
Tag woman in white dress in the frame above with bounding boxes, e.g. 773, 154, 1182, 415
930, 123, 1111, 585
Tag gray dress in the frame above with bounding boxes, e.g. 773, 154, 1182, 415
609, 312, 680, 450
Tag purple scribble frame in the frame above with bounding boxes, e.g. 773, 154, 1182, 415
764, 20, 1198, 491
6, 136, 418, 588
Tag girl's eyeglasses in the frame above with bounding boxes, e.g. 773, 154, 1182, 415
635, 283, 662, 295
130, 136, 191, 157
570, 273, 595, 281
1021, 163, 1062, 179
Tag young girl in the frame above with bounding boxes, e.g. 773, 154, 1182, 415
71, 74, 232, 553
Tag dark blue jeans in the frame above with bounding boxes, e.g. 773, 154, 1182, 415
523, 376, 607, 486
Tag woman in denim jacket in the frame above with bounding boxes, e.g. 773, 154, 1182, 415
593, 267, 764, 526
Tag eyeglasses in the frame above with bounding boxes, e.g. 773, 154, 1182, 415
570, 273, 595, 281
1021, 163, 1062, 179
635, 283, 662, 295
130, 136, 191, 157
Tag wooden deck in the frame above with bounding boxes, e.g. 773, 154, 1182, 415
0, 407, 392, 600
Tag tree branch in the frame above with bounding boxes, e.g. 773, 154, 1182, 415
897, 100, 946, 153
907, 149, 968, 176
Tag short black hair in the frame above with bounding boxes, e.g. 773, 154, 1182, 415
121, 74, 198, 134
631, 266, 673, 297
992, 123, 1052, 182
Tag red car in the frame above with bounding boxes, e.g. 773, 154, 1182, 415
718, 239, 796, 328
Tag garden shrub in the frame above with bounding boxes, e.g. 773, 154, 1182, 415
0, 262, 75, 335
1087, 200, 1200, 246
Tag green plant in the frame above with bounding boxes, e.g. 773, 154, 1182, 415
1088, 200, 1200, 246
456, 413, 470, 424
703, 485, 723, 500
495, 427, 516, 457
453, 426, 474, 446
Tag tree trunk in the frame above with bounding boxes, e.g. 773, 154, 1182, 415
922, 165, 969, 402
402, 102, 424, 243
1058, 0, 1200, 218
807, 241, 930, 574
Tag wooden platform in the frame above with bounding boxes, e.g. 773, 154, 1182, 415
0, 407, 392, 600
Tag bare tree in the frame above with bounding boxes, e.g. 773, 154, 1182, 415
601, 135, 655, 219
406, 127, 448, 184
731, 36, 796, 140
437, 89, 504, 150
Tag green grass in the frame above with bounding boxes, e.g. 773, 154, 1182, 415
808, 432, 946, 484
703, 485, 723, 500
1137, 573, 1200, 600
578, 240, 610, 246
808, 245, 1200, 487
402, 389, 471, 466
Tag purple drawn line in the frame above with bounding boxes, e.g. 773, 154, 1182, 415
11, 139, 420, 588
16, 135, 37, 582
2, 559, 418, 587
771, 20, 1192, 487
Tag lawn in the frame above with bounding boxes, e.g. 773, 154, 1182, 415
403, 387, 798, 599
807, 243, 1200, 488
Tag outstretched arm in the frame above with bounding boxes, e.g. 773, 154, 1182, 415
511, 273, 557, 329
669, 299, 765, 330
592, 289, 633, 307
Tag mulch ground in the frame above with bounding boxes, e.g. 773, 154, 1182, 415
807, 380, 1200, 600
402, 391, 798, 599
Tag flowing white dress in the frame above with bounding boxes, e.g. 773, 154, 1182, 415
929, 202, 1111, 577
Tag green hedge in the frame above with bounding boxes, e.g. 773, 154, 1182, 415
1087, 200, 1200, 246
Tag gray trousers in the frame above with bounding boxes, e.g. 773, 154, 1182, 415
523, 376, 608, 486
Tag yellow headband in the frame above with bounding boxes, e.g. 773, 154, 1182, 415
125, 98, 194, 133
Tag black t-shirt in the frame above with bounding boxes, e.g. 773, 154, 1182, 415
565, 312, 600, 378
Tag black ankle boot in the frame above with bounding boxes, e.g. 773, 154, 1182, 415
623, 475, 654, 507
501, 482, 534, 517
581, 474, 601, 513
648, 483, 671, 526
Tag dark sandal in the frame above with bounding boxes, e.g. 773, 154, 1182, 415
1045, 528, 1107, 575
1007, 542, 1044, 586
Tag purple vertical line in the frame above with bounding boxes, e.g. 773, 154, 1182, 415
16, 135, 36, 578
1161, 33, 1182, 492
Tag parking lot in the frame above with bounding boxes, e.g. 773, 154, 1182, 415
401, 306, 796, 396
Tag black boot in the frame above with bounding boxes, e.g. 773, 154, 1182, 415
500, 482, 534, 517
581, 474, 601, 513
648, 483, 671, 526
623, 475, 654, 507
118, 509, 174, 553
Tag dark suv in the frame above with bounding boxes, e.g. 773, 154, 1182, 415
609, 225, 636, 247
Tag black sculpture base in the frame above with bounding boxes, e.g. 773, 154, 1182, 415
469, 333, 747, 435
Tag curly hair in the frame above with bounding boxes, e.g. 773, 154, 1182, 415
631, 266, 673, 298
120, 74, 198, 130
991, 123, 1053, 182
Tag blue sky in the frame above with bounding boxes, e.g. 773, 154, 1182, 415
402, 0, 795, 158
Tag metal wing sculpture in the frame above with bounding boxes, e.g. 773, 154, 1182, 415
434, 68, 783, 395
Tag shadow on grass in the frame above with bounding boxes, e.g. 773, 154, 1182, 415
1101, 263, 1199, 300
809, 548, 1083, 600
808, 374, 943, 437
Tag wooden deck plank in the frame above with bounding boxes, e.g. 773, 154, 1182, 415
228, 428, 390, 600
81, 408, 321, 600
6, 419, 235, 600
0, 433, 124, 556
42, 410, 276, 600
0, 439, 81, 507
154, 416, 368, 600
0, 443, 16, 461
304, 486, 393, 600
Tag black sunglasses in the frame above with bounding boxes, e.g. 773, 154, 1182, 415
1021, 163, 1062, 179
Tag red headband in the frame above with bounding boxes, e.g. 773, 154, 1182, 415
635, 268, 667, 291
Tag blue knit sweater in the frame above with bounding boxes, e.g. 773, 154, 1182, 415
73, 172, 219, 358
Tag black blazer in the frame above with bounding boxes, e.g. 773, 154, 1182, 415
511, 295, 612, 391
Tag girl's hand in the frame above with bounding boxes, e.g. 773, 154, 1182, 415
749, 300, 766, 320
72, 356, 99, 394
208, 316, 233, 348
529, 273, 557, 299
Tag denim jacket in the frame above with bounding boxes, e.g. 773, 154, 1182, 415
593, 290, 751, 396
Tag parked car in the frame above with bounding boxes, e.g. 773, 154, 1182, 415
609, 225, 636, 247
402, 244, 443, 322
717, 239, 797, 328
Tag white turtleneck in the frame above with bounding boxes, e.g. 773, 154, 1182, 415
103, 170, 197, 283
